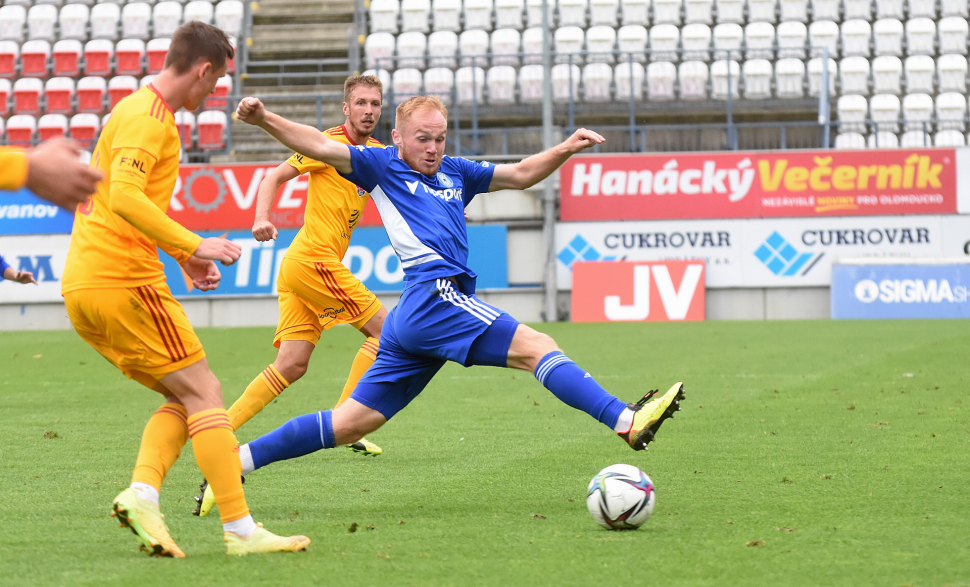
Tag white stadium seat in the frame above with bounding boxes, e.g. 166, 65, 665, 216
712, 23, 742, 60
486, 64, 516, 103
364, 32, 395, 70
904, 55, 935, 93
744, 22, 775, 60
716, 0, 745, 23
941, 0, 969, 17
650, 23, 680, 61
554, 26, 584, 63
0, 6, 27, 42
836, 94, 867, 131
559, 0, 590, 27
27, 4, 57, 41
899, 129, 931, 146
747, 0, 778, 24
91, 3, 120, 40
905, 18, 936, 56
775, 57, 805, 98
843, 0, 871, 19
491, 28, 521, 66
811, 0, 840, 21
906, 0, 935, 18
197, 110, 226, 150
0, 41, 17, 79
652, 0, 682, 25
521, 26, 543, 63
428, 31, 459, 68
935, 129, 965, 146
115, 38, 145, 75
147, 37, 169, 74
13, 77, 43, 115
20, 40, 51, 77
586, 25, 616, 63
646, 60, 676, 99
77, 76, 106, 113
369, 0, 400, 33
121, 3, 151, 40
710, 59, 740, 98
526, 0, 553, 27
183, 0, 213, 24
456, 65, 485, 103
776, 21, 807, 59
460, 29, 490, 66
872, 55, 902, 94
175, 110, 195, 148
215, 0, 244, 36
44, 76, 74, 114
938, 17, 968, 56
902, 92, 933, 131
362, 67, 392, 91
424, 67, 455, 103
678, 60, 709, 99
38, 113, 68, 140
614, 60, 645, 99
590, 0, 619, 25
518, 63, 544, 102
52, 39, 82, 76
59, 4, 90, 41
617, 24, 648, 62
936, 92, 967, 130
582, 62, 613, 101
0, 79, 8, 116
681, 23, 711, 61
152, 2, 182, 37
620, 0, 649, 24
685, 0, 714, 24
401, 0, 431, 32
495, 0, 525, 28
396, 31, 427, 69
432, 0, 461, 32
937, 54, 968, 92
867, 131, 899, 148
834, 132, 866, 148
869, 93, 900, 131
108, 74, 137, 109
840, 56, 871, 95
809, 20, 839, 58
551, 62, 580, 101
83, 38, 113, 76
873, 18, 903, 57
841, 19, 872, 58
7, 114, 37, 145
875, 0, 903, 18
779, 0, 808, 22
743, 58, 772, 98
392, 67, 422, 101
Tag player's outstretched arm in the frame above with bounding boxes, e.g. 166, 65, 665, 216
252, 162, 301, 242
487, 128, 605, 192
0, 140, 102, 210
236, 97, 353, 174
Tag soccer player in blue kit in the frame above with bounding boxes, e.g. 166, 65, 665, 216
231, 94, 685, 476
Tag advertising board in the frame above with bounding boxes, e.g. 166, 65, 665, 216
0, 234, 71, 303
0, 189, 76, 235
571, 260, 705, 322
831, 258, 970, 319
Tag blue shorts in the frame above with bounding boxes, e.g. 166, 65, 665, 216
350, 278, 520, 419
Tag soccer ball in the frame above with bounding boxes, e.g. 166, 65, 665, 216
586, 464, 656, 530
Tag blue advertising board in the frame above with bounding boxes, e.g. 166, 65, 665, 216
831, 261, 970, 319
161, 225, 509, 297
0, 188, 75, 235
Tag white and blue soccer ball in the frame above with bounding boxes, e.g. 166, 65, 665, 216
586, 464, 656, 530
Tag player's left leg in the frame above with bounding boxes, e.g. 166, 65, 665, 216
338, 306, 388, 455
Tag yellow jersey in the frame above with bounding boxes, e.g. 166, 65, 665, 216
0, 148, 28, 190
62, 85, 202, 293
283, 125, 383, 262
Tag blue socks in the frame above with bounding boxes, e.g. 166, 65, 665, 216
534, 351, 627, 429
249, 410, 335, 471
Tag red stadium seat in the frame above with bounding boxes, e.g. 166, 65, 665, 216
53, 39, 82, 77
197, 110, 226, 149
0, 41, 18, 79
13, 77, 42, 115
108, 75, 137, 110
20, 40, 51, 78
38, 113, 68, 140
45, 77, 75, 115
204, 74, 231, 110
69, 112, 100, 148
227, 36, 236, 74
83, 39, 114, 77
115, 38, 144, 76
146, 37, 169, 74
0, 78, 9, 116
175, 110, 195, 148
77, 76, 106, 114
6, 114, 37, 146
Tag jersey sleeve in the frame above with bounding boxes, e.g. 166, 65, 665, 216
0, 148, 28, 191
455, 157, 496, 203
285, 151, 329, 175
340, 145, 394, 192
0, 254, 11, 279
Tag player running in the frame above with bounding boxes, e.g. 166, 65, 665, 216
192, 75, 389, 517
227, 94, 685, 478
61, 22, 309, 558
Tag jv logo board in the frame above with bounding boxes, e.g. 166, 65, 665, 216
571, 260, 706, 322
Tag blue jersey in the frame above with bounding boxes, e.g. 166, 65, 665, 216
341, 146, 495, 292
0, 254, 10, 279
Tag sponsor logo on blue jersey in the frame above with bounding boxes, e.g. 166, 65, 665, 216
436, 172, 454, 187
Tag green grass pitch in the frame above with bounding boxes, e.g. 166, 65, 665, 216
1, 320, 968, 587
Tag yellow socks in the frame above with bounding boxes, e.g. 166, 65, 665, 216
228, 365, 289, 430
335, 337, 379, 408
131, 402, 188, 490
187, 409, 249, 524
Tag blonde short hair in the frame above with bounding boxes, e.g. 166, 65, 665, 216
344, 75, 383, 104
395, 96, 449, 132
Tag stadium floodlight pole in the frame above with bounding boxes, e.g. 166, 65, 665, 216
541, 0, 557, 322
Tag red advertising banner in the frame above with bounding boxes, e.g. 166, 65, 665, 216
560, 149, 957, 221
571, 260, 706, 322
168, 163, 382, 230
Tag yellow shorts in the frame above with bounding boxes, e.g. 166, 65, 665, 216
274, 256, 382, 348
64, 283, 205, 389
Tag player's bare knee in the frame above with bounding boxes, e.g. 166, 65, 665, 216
277, 358, 308, 383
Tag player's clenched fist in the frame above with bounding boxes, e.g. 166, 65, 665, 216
236, 97, 266, 125
193, 237, 243, 265
252, 218, 278, 242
